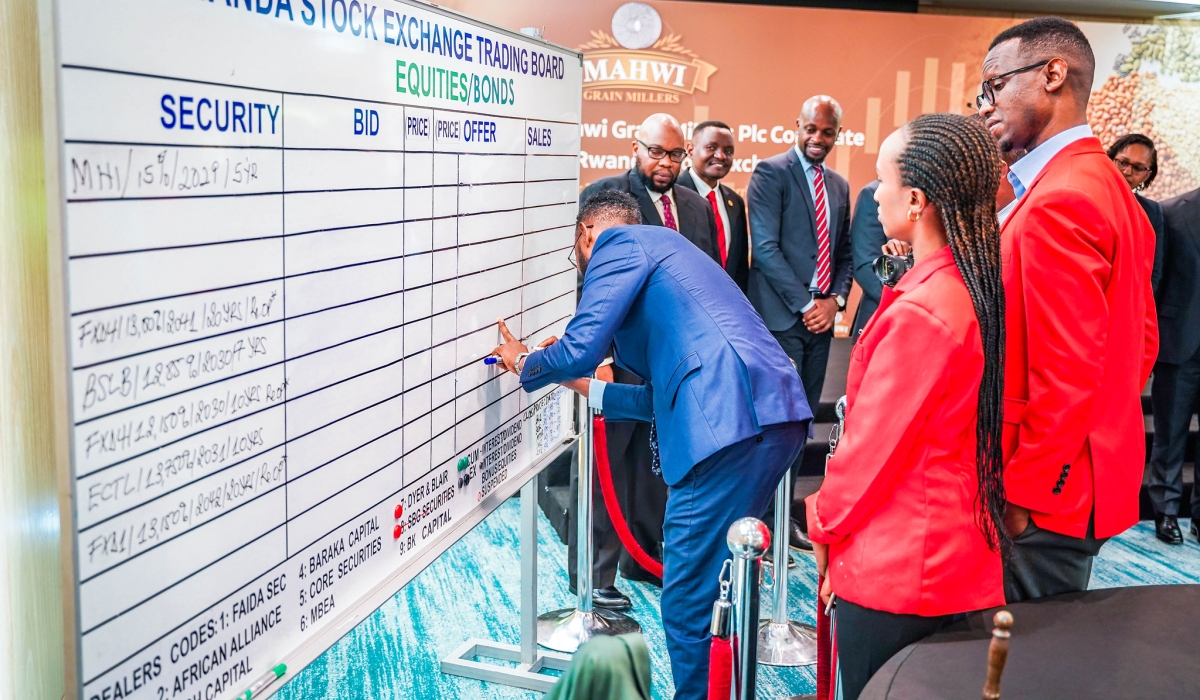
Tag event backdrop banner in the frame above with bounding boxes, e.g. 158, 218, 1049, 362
444, 0, 1200, 202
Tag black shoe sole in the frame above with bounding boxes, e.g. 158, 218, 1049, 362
1156, 533, 1184, 545
592, 600, 633, 611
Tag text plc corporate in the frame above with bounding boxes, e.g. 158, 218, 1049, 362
202, 0, 569, 106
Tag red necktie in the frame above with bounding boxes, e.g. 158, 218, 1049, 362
660, 192, 678, 231
812, 164, 832, 294
706, 189, 728, 268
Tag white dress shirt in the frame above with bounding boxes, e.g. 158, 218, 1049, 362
793, 145, 832, 313
689, 167, 731, 259
1006, 124, 1094, 201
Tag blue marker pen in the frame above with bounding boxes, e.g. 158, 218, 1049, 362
483, 355, 500, 365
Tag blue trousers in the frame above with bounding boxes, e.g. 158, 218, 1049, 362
662, 422, 805, 700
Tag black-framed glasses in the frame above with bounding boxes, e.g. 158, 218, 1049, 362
976, 60, 1050, 108
637, 140, 687, 163
1113, 157, 1151, 175
567, 223, 591, 269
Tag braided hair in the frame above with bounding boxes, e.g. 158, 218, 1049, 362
898, 113, 1008, 551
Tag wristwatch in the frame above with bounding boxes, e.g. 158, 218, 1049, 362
834, 295, 847, 311
515, 352, 531, 373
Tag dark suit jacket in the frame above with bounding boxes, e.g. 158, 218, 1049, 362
1136, 192, 1165, 293
849, 180, 885, 337
1157, 187, 1200, 365
579, 169, 720, 264
675, 169, 749, 292
746, 148, 853, 332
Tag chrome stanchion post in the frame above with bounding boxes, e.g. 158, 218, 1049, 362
757, 475, 818, 666
577, 398, 595, 615
536, 392, 640, 652
728, 517, 769, 700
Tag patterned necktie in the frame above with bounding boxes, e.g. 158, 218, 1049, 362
660, 192, 678, 231
812, 164, 833, 294
706, 189, 728, 268
649, 421, 661, 477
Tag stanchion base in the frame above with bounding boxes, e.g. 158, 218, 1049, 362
757, 620, 818, 666
536, 607, 641, 652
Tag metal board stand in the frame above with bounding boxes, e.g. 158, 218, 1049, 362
536, 397, 640, 652
440, 474, 574, 692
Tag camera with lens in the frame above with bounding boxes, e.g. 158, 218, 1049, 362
873, 252, 915, 288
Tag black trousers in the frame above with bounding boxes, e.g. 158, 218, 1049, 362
834, 598, 956, 700
1148, 349, 1200, 516
771, 319, 832, 420
568, 368, 666, 590
1003, 517, 1106, 603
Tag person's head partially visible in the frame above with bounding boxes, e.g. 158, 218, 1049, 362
797, 95, 843, 165
978, 17, 1095, 156
874, 113, 1008, 550
687, 120, 735, 186
572, 189, 641, 275
631, 113, 687, 193
1107, 133, 1158, 192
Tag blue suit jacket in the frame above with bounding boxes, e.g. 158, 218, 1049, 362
520, 225, 812, 485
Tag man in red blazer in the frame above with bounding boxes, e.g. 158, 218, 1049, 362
979, 18, 1158, 602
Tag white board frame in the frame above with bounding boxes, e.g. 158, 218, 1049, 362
36, 2, 583, 698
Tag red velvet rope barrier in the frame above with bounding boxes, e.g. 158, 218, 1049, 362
707, 635, 733, 700
591, 414, 665, 580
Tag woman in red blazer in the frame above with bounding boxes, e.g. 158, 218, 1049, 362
806, 113, 1008, 700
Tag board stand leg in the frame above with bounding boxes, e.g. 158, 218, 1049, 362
440, 472, 573, 692
536, 400, 640, 652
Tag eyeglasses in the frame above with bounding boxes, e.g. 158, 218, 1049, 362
637, 140, 687, 163
567, 223, 591, 269
1113, 157, 1151, 175
976, 60, 1050, 109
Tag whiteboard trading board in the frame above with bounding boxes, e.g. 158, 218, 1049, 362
45, 1, 581, 698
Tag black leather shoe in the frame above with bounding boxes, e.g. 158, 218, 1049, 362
1191, 520, 1200, 543
789, 518, 814, 552
591, 586, 632, 611
1156, 514, 1183, 545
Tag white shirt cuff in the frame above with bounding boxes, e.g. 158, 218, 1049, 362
799, 298, 816, 313
588, 379, 607, 411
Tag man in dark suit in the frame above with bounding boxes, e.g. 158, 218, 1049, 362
849, 180, 885, 337
571, 114, 720, 609
747, 95, 853, 410
1148, 186, 1200, 544
580, 114, 720, 263
747, 95, 853, 551
677, 120, 750, 291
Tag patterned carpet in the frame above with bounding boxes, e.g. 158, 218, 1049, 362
274, 499, 1200, 700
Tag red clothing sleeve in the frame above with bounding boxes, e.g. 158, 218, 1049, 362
806, 300, 958, 544
1006, 188, 1112, 514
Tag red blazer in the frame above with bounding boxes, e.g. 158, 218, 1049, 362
1001, 137, 1158, 540
806, 247, 1004, 617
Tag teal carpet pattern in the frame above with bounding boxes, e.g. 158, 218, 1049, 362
274, 502, 1200, 700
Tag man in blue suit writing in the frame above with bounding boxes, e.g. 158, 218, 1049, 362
491, 190, 812, 699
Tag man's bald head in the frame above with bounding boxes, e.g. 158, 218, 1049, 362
801, 96, 843, 125
631, 112, 686, 193
637, 113, 684, 147
797, 96, 843, 164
